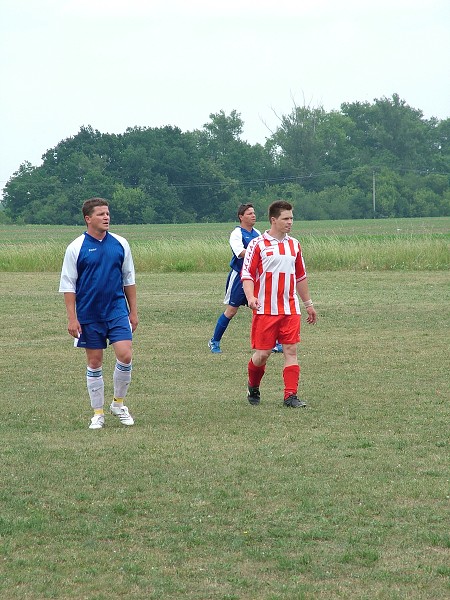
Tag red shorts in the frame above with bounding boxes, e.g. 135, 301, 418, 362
251, 314, 301, 350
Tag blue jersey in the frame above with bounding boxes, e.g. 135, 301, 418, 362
59, 231, 135, 324
229, 226, 261, 272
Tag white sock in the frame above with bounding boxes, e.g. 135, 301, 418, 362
86, 367, 104, 410
113, 360, 132, 400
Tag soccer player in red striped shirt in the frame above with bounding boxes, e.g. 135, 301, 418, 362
241, 200, 317, 407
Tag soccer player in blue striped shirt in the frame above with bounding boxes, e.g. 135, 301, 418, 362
59, 198, 138, 429
208, 203, 283, 354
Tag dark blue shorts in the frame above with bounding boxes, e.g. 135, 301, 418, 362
223, 269, 247, 308
75, 315, 132, 349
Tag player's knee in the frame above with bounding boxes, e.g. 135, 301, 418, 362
283, 344, 297, 359
119, 351, 132, 365
225, 306, 238, 318
255, 349, 272, 364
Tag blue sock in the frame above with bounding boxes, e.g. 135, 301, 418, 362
212, 313, 231, 341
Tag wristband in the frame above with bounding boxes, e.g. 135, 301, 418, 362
303, 299, 314, 308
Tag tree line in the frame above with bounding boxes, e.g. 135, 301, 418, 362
2, 93, 449, 224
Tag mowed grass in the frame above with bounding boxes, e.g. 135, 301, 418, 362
0, 269, 449, 599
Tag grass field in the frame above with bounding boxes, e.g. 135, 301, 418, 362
1, 260, 449, 597
1, 217, 449, 272
1, 216, 450, 245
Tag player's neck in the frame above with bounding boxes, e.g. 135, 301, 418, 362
87, 228, 107, 241
240, 218, 255, 232
268, 228, 285, 241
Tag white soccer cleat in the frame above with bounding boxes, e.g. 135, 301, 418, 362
89, 414, 105, 429
110, 404, 134, 426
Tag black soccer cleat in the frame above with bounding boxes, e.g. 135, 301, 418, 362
247, 386, 261, 406
283, 394, 307, 408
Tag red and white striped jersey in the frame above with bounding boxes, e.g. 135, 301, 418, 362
241, 231, 307, 315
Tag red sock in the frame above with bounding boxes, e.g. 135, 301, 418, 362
248, 359, 266, 388
283, 364, 300, 399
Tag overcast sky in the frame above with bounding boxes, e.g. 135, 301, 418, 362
1, 0, 449, 195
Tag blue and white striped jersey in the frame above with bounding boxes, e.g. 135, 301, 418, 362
229, 226, 261, 272
59, 231, 135, 324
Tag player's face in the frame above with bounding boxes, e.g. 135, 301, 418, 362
270, 209, 293, 237
240, 207, 257, 229
86, 206, 110, 235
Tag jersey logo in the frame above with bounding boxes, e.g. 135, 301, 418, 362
88, 248, 97, 252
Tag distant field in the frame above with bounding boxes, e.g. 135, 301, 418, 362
1, 217, 449, 272
1, 216, 449, 244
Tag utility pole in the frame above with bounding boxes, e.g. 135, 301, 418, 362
372, 170, 376, 218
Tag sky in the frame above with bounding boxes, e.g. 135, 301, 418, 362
1, 0, 449, 196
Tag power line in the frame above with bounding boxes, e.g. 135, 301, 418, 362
162, 166, 450, 189
2, 166, 449, 192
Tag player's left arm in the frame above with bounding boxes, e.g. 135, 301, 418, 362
124, 284, 138, 332
120, 239, 138, 331
296, 278, 317, 324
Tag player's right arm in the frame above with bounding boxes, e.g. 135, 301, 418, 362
229, 227, 245, 258
241, 238, 261, 310
242, 280, 260, 310
63, 292, 82, 338
59, 236, 83, 338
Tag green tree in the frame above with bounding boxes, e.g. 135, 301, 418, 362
111, 184, 149, 223
3, 163, 67, 223
431, 117, 450, 172
341, 94, 434, 171
267, 104, 357, 191
2, 99, 449, 223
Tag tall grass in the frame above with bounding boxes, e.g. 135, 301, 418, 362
132, 240, 228, 272
302, 235, 450, 271
0, 219, 450, 273
0, 235, 448, 272
0, 242, 64, 272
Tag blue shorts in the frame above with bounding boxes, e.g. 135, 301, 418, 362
223, 269, 247, 308
75, 315, 132, 349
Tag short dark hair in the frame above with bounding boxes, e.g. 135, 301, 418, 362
82, 197, 109, 219
237, 203, 254, 221
268, 200, 292, 220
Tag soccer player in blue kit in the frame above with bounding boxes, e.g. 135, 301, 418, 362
59, 198, 138, 429
208, 204, 261, 353
208, 203, 282, 354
